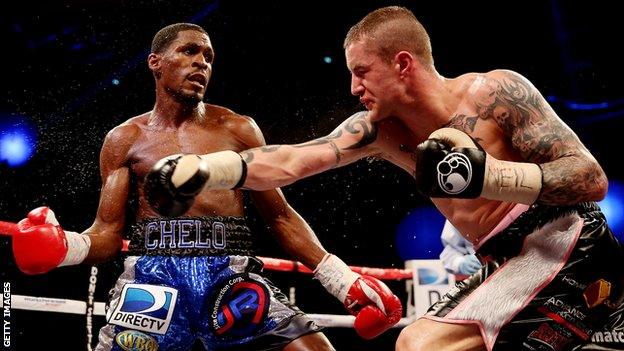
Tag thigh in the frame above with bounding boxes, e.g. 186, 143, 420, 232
396, 318, 485, 351
283, 332, 335, 351
96, 256, 194, 351
199, 258, 323, 350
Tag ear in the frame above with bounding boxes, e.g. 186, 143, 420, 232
148, 53, 162, 74
394, 51, 414, 78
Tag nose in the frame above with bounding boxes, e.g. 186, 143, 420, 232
350, 74, 364, 96
192, 55, 209, 70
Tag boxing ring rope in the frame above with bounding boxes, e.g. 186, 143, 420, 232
258, 256, 413, 280
10, 256, 418, 329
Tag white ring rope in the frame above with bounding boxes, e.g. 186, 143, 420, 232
10, 256, 418, 330
10, 295, 416, 328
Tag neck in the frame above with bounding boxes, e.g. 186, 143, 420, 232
396, 67, 462, 135
150, 87, 205, 127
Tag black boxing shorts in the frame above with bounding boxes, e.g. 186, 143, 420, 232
424, 202, 624, 351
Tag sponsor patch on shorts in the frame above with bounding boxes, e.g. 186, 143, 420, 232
209, 273, 270, 337
109, 284, 178, 335
591, 329, 624, 344
115, 330, 159, 351
526, 323, 572, 351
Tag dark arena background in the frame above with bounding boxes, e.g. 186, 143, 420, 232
2, 1, 624, 350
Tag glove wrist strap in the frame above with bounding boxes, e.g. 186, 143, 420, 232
199, 151, 247, 190
314, 253, 359, 302
59, 231, 91, 266
482, 157, 543, 205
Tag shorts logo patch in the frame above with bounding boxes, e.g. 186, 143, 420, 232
209, 274, 270, 337
109, 284, 178, 335
591, 329, 624, 343
115, 330, 159, 351
526, 323, 572, 351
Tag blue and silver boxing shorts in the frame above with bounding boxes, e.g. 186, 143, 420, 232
95, 216, 322, 351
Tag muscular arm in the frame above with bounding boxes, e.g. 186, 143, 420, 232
81, 126, 134, 263
236, 116, 329, 268
251, 190, 327, 268
482, 70, 608, 205
239, 111, 380, 190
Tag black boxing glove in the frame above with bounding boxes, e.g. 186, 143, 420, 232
144, 154, 209, 217
415, 138, 486, 198
415, 128, 542, 204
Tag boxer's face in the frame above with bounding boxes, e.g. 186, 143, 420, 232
153, 30, 214, 104
346, 39, 401, 121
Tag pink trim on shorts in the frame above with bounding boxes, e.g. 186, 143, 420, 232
421, 315, 487, 347
474, 203, 530, 250
434, 215, 584, 351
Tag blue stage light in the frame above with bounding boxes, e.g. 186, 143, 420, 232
395, 206, 446, 260
0, 117, 37, 167
598, 180, 624, 242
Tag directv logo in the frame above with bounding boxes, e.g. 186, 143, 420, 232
109, 284, 178, 335
417, 267, 449, 285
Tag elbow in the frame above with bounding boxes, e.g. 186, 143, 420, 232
99, 236, 123, 262
578, 156, 608, 202
83, 229, 123, 264
539, 155, 608, 206
590, 165, 608, 201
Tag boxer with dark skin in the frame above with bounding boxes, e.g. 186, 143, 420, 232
11, 23, 402, 350
86, 28, 329, 270
91, 25, 333, 350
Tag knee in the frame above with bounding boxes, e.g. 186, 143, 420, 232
396, 323, 432, 351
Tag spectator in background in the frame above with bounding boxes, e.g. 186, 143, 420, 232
439, 221, 481, 276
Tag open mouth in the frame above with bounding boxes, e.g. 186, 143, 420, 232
187, 73, 207, 87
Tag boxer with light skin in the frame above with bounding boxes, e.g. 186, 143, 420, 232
8, 23, 401, 350
153, 7, 624, 351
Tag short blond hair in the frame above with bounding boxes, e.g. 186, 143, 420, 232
344, 6, 433, 66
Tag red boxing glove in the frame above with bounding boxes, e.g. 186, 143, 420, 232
314, 254, 403, 339
345, 275, 403, 339
14, 207, 89, 275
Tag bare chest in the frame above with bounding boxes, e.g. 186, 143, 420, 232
376, 116, 524, 239
128, 127, 244, 180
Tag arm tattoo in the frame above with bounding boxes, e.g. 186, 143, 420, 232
342, 114, 378, 150
443, 114, 479, 133
479, 71, 605, 204
259, 145, 282, 152
240, 150, 254, 163
241, 145, 281, 164
294, 129, 343, 148
293, 112, 377, 165
240, 113, 376, 168
328, 141, 342, 166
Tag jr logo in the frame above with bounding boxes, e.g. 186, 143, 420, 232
109, 284, 178, 335
210, 275, 270, 337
